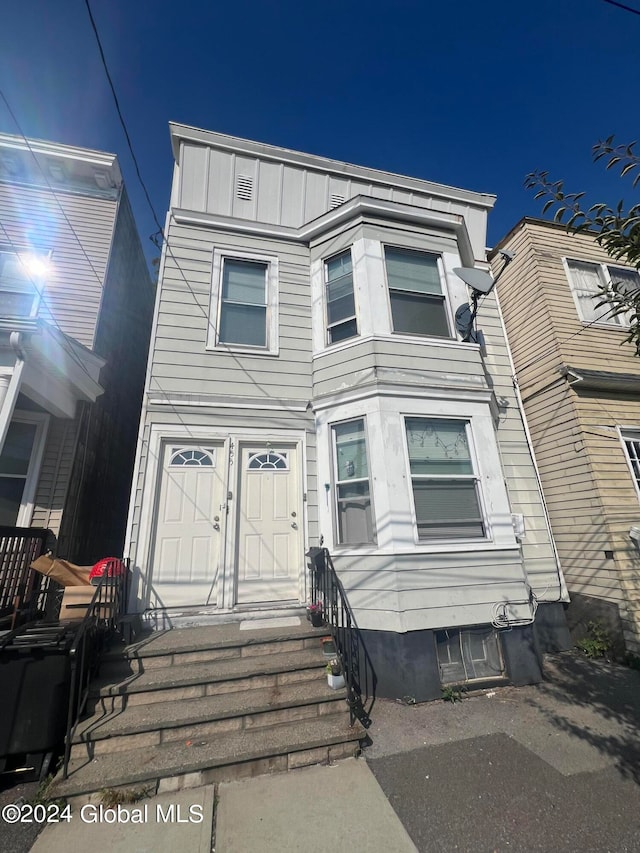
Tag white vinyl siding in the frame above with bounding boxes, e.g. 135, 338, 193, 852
405, 417, 485, 540
385, 247, 450, 338
325, 250, 357, 344
567, 259, 640, 326
332, 418, 375, 546
208, 248, 279, 355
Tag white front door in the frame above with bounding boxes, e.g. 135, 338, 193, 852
150, 444, 225, 608
236, 445, 302, 605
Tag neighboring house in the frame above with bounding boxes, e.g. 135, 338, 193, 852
491, 217, 640, 656
126, 125, 569, 701
0, 132, 153, 566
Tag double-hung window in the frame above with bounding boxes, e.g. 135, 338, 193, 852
0, 249, 46, 319
385, 247, 450, 338
567, 259, 640, 326
332, 419, 375, 545
325, 250, 357, 344
621, 430, 640, 496
405, 417, 485, 540
209, 249, 278, 353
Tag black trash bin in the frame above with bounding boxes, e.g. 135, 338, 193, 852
0, 624, 78, 780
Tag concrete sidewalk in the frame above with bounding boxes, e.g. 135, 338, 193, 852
25, 760, 415, 853
216, 759, 417, 852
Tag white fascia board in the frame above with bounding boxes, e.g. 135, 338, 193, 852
172, 196, 476, 265
29, 322, 104, 402
0, 133, 121, 178
169, 122, 496, 211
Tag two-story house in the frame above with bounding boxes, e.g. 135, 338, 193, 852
0, 132, 153, 575
126, 125, 569, 701
491, 217, 640, 656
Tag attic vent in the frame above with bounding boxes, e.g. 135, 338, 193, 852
236, 174, 253, 201
330, 193, 345, 209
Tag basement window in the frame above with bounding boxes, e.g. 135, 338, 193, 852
435, 626, 504, 685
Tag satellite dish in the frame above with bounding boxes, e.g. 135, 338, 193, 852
453, 267, 495, 295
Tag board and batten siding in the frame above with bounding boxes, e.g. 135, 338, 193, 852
174, 129, 494, 262
148, 220, 312, 401
0, 183, 116, 349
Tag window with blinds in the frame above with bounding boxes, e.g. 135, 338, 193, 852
405, 417, 485, 540
325, 250, 357, 344
219, 258, 268, 347
384, 247, 450, 338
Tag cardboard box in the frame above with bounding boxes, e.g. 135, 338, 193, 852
58, 587, 95, 621
30, 554, 91, 587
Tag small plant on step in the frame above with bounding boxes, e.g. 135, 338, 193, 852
326, 658, 342, 676
441, 685, 464, 703
575, 621, 612, 660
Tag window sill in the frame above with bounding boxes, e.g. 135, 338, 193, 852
205, 344, 280, 357
313, 333, 479, 359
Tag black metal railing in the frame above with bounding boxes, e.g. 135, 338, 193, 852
62, 560, 129, 779
0, 527, 48, 628
308, 547, 376, 728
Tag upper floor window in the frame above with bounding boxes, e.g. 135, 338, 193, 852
325, 250, 357, 344
384, 247, 450, 338
332, 418, 375, 546
208, 249, 279, 354
0, 250, 47, 319
404, 417, 485, 540
567, 259, 640, 326
621, 430, 640, 496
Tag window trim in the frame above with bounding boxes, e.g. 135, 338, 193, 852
402, 415, 487, 543
324, 248, 359, 346
330, 416, 376, 547
619, 427, 640, 504
0, 246, 51, 320
383, 245, 452, 340
0, 410, 49, 527
207, 247, 279, 355
565, 257, 640, 328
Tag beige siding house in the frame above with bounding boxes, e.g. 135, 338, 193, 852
0, 133, 153, 563
491, 217, 640, 654
127, 126, 569, 700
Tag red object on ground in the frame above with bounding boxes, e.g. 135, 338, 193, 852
89, 557, 125, 585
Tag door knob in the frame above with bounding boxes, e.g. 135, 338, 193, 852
291, 522, 298, 529
213, 522, 220, 531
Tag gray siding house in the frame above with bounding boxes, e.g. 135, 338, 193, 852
0, 133, 153, 564
126, 124, 569, 700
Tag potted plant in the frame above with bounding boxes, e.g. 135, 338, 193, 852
326, 658, 345, 690
307, 603, 324, 627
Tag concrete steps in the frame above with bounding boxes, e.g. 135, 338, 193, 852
51, 619, 365, 801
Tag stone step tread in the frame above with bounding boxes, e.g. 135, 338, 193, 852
75, 680, 346, 742
105, 621, 327, 661
53, 715, 364, 798
90, 648, 326, 697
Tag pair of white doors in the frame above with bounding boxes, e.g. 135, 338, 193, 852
150, 441, 302, 609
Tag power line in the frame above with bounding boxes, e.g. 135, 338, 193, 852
601, 0, 640, 16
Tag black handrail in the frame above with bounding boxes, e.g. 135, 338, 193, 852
62, 560, 129, 779
308, 547, 376, 728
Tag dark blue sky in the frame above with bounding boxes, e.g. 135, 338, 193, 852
1, 0, 638, 264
